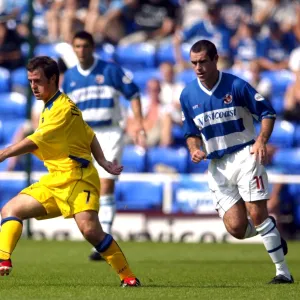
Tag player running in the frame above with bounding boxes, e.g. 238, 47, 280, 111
180, 39, 293, 284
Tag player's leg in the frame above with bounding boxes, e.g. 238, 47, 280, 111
239, 147, 293, 284
74, 210, 140, 287
90, 127, 122, 261
222, 199, 257, 239
0, 193, 47, 275
246, 200, 293, 284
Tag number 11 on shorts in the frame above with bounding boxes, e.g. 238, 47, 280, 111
254, 176, 264, 190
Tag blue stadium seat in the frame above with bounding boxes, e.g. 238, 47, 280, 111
271, 93, 285, 115
261, 70, 294, 94
0, 67, 10, 93
0, 179, 27, 209
132, 68, 160, 91
114, 43, 156, 70
95, 43, 115, 61
294, 124, 300, 147
175, 69, 195, 85
188, 158, 209, 174
171, 124, 185, 146
10, 67, 28, 89
34, 43, 59, 58
115, 181, 163, 210
147, 147, 188, 173
0, 92, 26, 120
287, 184, 300, 226
255, 120, 295, 147
272, 148, 300, 174
121, 145, 146, 173
172, 180, 213, 213
0, 119, 25, 144
156, 43, 176, 64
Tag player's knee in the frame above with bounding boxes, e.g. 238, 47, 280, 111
227, 223, 247, 240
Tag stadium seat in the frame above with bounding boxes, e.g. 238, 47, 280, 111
187, 158, 209, 174
0, 119, 25, 144
132, 68, 160, 91
114, 43, 156, 70
175, 69, 195, 85
156, 43, 176, 64
0, 67, 10, 93
115, 181, 163, 210
95, 43, 115, 61
261, 70, 294, 94
171, 124, 185, 146
270, 93, 285, 115
34, 43, 60, 58
272, 148, 300, 174
0, 92, 27, 120
10, 67, 28, 89
0, 178, 27, 209
293, 124, 300, 147
146, 147, 188, 173
121, 145, 147, 173
287, 184, 300, 226
172, 180, 213, 213
255, 120, 295, 148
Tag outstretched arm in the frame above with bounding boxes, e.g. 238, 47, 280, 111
0, 138, 38, 163
91, 135, 123, 175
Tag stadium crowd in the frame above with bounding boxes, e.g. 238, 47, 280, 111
0, 0, 300, 235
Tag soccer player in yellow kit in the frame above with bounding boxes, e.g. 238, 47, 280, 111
0, 56, 140, 287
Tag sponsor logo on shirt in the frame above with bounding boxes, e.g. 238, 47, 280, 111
192, 104, 201, 109
204, 108, 236, 123
70, 81, 76, 87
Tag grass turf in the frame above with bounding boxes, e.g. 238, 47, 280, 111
0, 240, 299, 299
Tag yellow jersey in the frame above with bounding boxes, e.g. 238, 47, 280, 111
28, 90, 95, 173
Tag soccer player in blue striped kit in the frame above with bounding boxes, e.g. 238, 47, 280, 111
63, 31, 146, 261
180, 40, 293, 284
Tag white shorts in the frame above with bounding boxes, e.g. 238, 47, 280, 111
93, 126, 124, 180
208, 145, 269, 218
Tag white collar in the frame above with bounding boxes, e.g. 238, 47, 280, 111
77, 56, 98, 76
197, 71, 222, 95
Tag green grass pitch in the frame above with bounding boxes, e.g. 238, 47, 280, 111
0, 240, 299, 299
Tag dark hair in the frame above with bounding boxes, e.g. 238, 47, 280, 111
73, 31, 95, 47
190, 40, 218, 60
27, 56, 59, 88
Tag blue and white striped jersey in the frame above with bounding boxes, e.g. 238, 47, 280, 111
180, 72, 276, 159
62, 58, 139, 128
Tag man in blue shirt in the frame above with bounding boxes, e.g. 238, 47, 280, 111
180, 39, 293, 284
63, 31, 146, 261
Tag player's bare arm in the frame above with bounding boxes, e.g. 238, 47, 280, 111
130, 97, 146, 148
186, 136, 206, 163
0, 138, 38, 163
90, 135, 123, 175
251, 118, 275, 165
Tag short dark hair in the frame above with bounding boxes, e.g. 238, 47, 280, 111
27, 56, 59, 88
73, 31, 95, 47
190, 40, 218, 60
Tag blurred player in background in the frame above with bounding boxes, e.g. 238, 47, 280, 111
180, 40, 293, 284
0, 56, 140, 287
62, 31, 146, 261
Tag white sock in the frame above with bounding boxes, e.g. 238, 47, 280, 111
99, 194, 116, 234
243, 219, 258, 239
92, 194, 116, 254
256, 217, 291, 279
